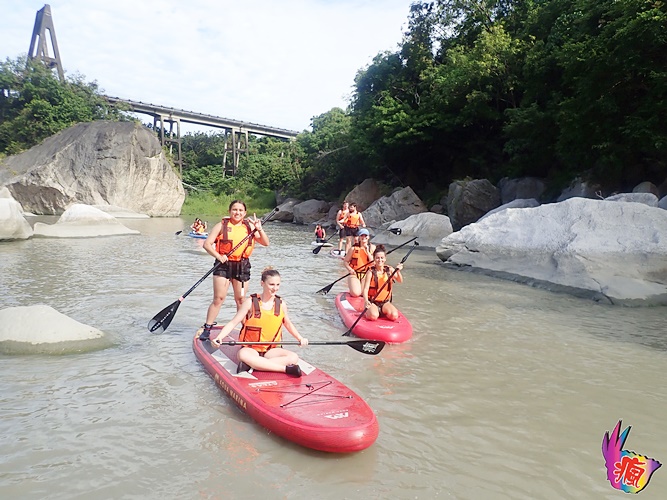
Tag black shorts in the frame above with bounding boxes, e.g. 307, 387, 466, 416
344, 226, 359, 237
213, 258, 251, 282
338, 227, 345, 238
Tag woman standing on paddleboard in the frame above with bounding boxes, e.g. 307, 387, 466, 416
362, 245, 404, 321
343, 227, 375, 297
212, 268, 308, 376
199, 200, 269, 341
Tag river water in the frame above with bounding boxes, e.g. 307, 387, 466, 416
1, 217, 666, 499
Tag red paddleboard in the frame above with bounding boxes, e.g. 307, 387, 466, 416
335, 292, 413, 343
192, 327, 379, 453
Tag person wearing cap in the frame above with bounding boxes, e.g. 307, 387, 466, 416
343, 227, 375, 297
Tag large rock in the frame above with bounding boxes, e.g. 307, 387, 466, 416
605, 192, 658, 207
632, 181, 659, 196
447, 179, 501, 231
362, 187, 427, 228
371, 212, 453, 249
498, 177, 545, 204
556, 178, 601, 202
660, 196, 667, 210
274, 198, 300, 222
293, 199, 331, 224
0, 196, 33, 240
0, 121, 184, 216
436, 198, 667, 305
0, 305, 110, 354
479, 198, 541, 222
33, 204, 140, 238
345, 179, 383, 211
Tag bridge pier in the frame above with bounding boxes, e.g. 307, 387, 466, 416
223, 128, 249, 176
153, 114, 183, 175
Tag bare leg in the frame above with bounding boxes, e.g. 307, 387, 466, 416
381, 302, 399, 321
238, 347, 300, 373
365, 303, 380, 321
206, 275, 231, 324
230, 279, 247, 311
347, 275, 363, 297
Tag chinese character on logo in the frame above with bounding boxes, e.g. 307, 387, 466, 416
602, 420, 661, 494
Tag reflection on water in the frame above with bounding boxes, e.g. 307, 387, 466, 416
1, 218, 666, 499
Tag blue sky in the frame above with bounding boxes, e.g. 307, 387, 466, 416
0, 0, 415, 133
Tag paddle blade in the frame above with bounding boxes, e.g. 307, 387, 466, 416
389, 227, 402, 235
316, 283, 334, 295
312, 244, 324, 254
347, 340, 385, 355
175, 230, 183, 235
147, 300, 181, 333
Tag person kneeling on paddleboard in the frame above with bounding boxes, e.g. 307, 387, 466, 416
362, 245, 404, 322
314, 224, 326, 243
211, 268, 308, 376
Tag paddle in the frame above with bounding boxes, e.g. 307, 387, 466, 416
343, 241, 419, 337
374, 227, 402, 236
312, 231, 339, 254
148, 208, 278, 333
315, 236, 418, 294
215, 339, 385, 355
175, 230, 183, 235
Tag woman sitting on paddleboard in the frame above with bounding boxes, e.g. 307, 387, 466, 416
212, 268, 308, 376
200, 200, 270, 341
362, 245, 403, 321
343, 227, 375, 297
314, 224, 326, 243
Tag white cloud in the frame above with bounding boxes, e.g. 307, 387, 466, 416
0, 0, 413, 133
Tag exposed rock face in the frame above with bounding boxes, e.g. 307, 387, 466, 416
436, 198, 667, 305
447, 179, 501, 231
0, 196, 33, 240
660, 196, 667, 210
556, 178, 601, 202
371, 212, 453, 249
0, 121, 184, 216
362, 187, 427, 228
293, 199, 332, 224
633, 181, 659, 196
345, 178, 383, 211
33, 204, 140, 238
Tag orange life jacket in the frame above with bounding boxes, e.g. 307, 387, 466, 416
239, 294, 284, 353
345, 212, 361, 228
337, 209, 348, 225
349, 244, 371, 270
215, 218, 254, 261
368, 266, 393, 304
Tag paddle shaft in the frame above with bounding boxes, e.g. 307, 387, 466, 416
215, 339, 385, 355
345, 242, 418, 334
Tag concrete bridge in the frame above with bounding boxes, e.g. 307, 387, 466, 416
28, 4, 300, 176
104, 96, 300, 175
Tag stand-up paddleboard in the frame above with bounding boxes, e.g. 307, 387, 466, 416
335, 292, 412, 343
193, 327, 379, 453
188, 231, 208, 239
329, 249, 346, 258
311, 241, 333, 248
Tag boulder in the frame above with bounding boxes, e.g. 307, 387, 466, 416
0, 197, 33, 240
660, 196, 667, 210
479, 198, 541, 222
0, 304, 110, 354
605, 193, 658, 207
362, 187, 427, 228
447, 179, 501, 231
632, 181, 659, 196
274, 198, 300, 222
293, 199, 332, 224
93, 205, 150, 218
556, 178, 601, 202
436, 198, 667, 305
33, 204, 140, 238
371, 212, 452, 249
498, 177, 546, 204
344, 179, 383, 211
0, 121, 184, 216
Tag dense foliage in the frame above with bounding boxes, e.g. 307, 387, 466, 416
0, 56, 126, 155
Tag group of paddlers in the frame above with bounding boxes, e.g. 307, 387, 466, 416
198, 199, 405, 378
